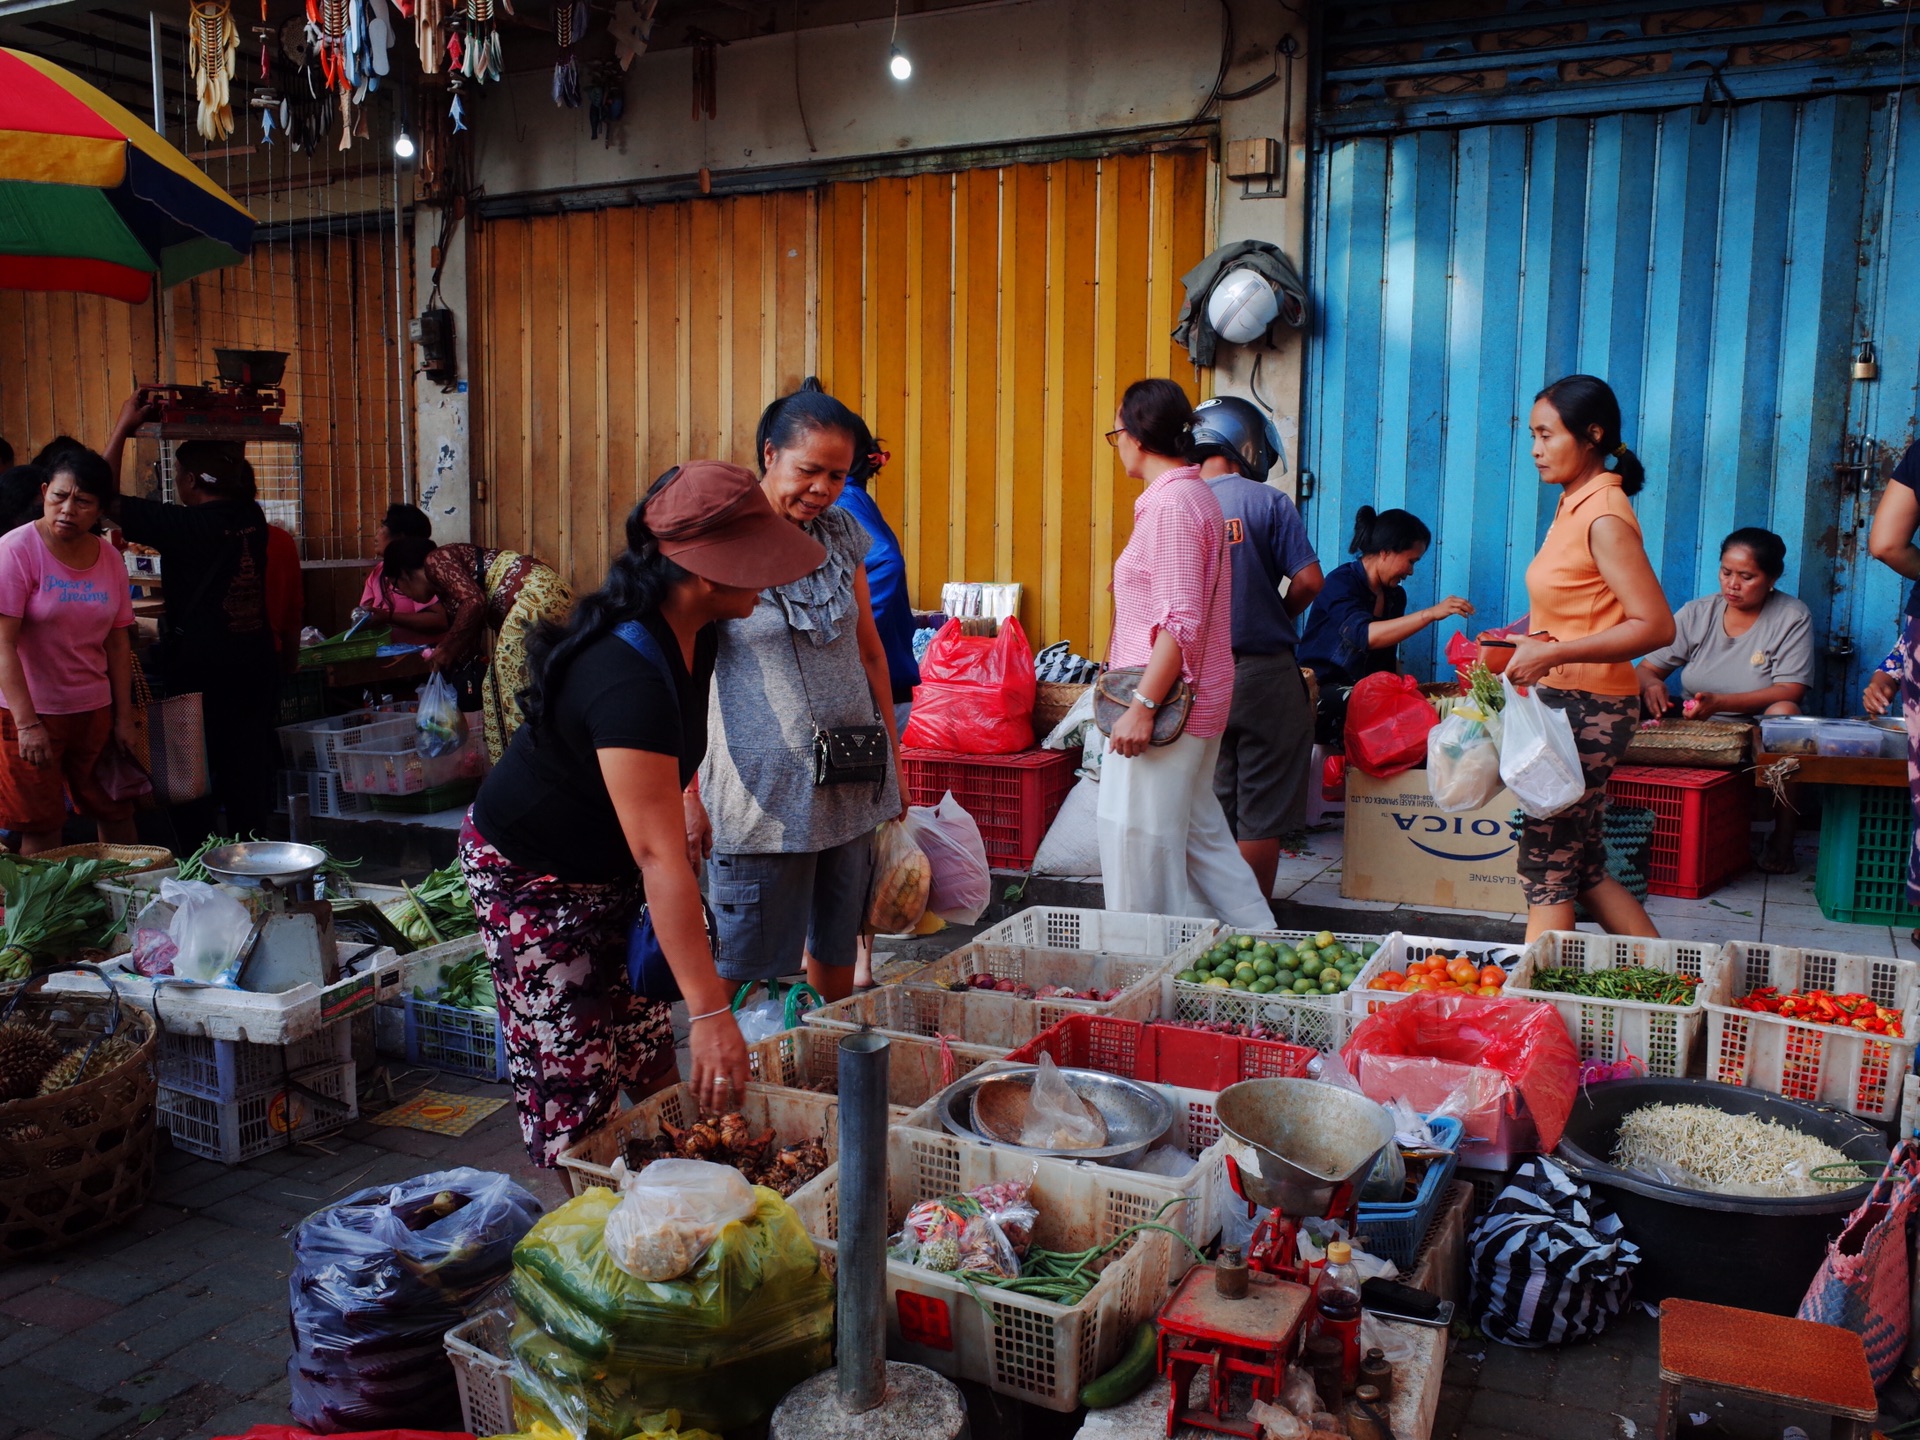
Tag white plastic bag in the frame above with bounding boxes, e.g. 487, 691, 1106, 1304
1031, 776, 1101, 877
159, 878, 253, 985
1018, 1054, 1106, 1149
1427, 711, 1502, 813
905, 793, 991, 924
602, 1157, 758, 1281
1497, 675, 1585, 819
867, 819, 932, 933
415, 671, 465, 758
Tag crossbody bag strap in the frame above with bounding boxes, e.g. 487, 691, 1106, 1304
784, 620, 882, 726
613, 620, 679, 703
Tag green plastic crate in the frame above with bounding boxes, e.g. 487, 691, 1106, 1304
276, 669, 326, 724
299, 626, 392, 668
369, 778, 479, 814
1815, 784, 1920, 926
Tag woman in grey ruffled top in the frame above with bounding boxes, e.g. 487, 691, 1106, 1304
693, 384, 903, 1000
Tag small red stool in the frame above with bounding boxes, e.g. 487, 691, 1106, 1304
1657, 1298, 1878, 1439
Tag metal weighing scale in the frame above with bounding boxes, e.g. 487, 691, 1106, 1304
196, 842, 341, 993
1156, 1079, 1395, 1438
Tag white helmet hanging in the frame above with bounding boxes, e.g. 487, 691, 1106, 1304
1206, 267, 1280, 345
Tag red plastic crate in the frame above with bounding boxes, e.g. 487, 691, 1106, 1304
899, 746, 1079, 870
1005, 1013, 1314, 1090
1604, 765, 1751, 899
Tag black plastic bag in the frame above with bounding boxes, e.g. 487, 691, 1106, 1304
287, 1167, 543, 1432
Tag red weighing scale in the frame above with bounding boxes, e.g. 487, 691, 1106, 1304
1155, 1079, 1393, 1439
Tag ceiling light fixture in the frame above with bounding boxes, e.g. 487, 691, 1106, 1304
888, 0, 910, 79
394, 126, 415, 160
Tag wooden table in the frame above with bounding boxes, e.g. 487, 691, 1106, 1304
1756, 750, 1906, 789
1657, 1298, 1877, 1439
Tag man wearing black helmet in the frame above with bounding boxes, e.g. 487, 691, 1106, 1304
1193, 396, 1323, 899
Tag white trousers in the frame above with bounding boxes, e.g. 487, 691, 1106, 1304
1097, 732, 1274, 929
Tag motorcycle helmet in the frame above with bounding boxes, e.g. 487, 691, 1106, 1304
1190, 395, 1284, 482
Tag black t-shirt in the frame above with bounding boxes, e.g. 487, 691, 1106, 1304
471, 613, 716, 882
117, 494, 275, 674
1894, 441, 1920, 619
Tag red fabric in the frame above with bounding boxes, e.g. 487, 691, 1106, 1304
214, 1428, 471, 1440
265, 525, 304, 655
1340, 990, 1581, 1152
902, 616, 1036, 754
0, 254, 150, 303
0, 54, 123, 141
1343, 671, 1438, 778
1107, 464, 1236, 738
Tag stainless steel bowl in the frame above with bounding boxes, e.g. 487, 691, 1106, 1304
199, 841, 329, 889
932, 1065, 1177, 1169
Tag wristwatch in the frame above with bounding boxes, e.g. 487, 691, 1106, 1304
1135, 692, 1161, 712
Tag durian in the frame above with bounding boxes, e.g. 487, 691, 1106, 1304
0, 1020, 61, 1101
35, 1036, 137, 1095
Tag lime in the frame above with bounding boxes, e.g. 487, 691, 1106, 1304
1320, 982, 1340, 995
1251, 977, 1275, 994
1292, 977, 1315, 994
1320, 967, 1342, 985
1237, 935, 1256, 951
1360, 941, 1380, 959
1176, 970, 1199, 984
1315, 930, 1336, 948
1274, 943, 1297, 965
1254, 958, 1277, 977
1235, 963, 1257, 981
1230, 978, 1251, 991
1204, 976, 1230, 990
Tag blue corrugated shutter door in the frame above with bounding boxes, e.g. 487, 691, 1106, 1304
1305, 91, 1920, 707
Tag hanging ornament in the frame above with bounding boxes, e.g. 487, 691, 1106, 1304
413, 0, 442, 73
458, 0, 501, 85
307, 0, 347, 93
689, 29, 718, 121
190, 0, 240, 141
552, 0, 585, 108
609, 0, 655, 71
587, 58, 623, 140
448, 68, 468, 131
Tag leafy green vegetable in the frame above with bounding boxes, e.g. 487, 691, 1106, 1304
0, 856, 129, 980
381, 863, 478, 946
418, 951, 494, 1011
175, 834, 357, 891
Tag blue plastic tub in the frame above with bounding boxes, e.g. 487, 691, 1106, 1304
1356, 1114, 1463, 1269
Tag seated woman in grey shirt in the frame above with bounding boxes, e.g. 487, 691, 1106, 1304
1636, 526, 1812, 870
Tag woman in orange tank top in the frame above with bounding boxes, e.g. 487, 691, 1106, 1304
1506, 376, 1676, 942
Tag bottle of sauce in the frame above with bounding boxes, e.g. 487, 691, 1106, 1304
1315, 1241, 1363, 1390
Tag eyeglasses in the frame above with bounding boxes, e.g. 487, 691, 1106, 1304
1104, 427, 1127, 448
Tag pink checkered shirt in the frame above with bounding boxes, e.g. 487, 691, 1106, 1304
1108, 465, 1235, 738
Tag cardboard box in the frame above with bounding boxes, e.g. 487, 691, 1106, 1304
1342, 769, 1526, 914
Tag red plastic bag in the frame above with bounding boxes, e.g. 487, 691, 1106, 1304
902, 617, 1037, 755
1343, 672, 1438, 779
1339, 991, 1581, 1152
1321, 751, 1346, 801
215, 1430, 471, 1440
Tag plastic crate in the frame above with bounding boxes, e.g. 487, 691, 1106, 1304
155, 1018, 353, 1101
745, 1025, 1006, 1113
970, 907, 1217, 960
276, 669, 326, 725
1506, 931, 1723, 1077
339, 738, 485, 796
807, 956, 1164, 1050
370, 779, 480, 814
277, 712, 417, 772
299, 626, 392, 667
158, 1061, 358, 1164
403, 993, 508, 1082
445, 1308, 515, 1440
1346, 934, 1528, 1021
555, 1080, 842, 1196
1603, 765, 1752, 899
894, 1059, 1224, 1282
786, 1129, 1178, 1411
1160, 929, 1387, 1052
898, 746, 1079, 869
1005, 1014, 1314, 1089
1904, 1073, 1919, 1140
1814, 784, 1920, 926
1701, 941, 1920, 1123
275, 768, 368, 818
1355, 1115, 1464, 1271
905, 942, 1178, 1024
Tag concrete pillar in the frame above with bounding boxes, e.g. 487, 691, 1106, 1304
412, 216, 473, 544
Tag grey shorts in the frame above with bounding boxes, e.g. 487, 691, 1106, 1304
1214, 650, 1316, 841
707, 835, 875, 984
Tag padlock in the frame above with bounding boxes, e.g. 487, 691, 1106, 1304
1855, 340, 1879, 382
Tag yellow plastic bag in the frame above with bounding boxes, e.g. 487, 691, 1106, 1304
867, 818, 931, 934
509, 1185, 832, 1438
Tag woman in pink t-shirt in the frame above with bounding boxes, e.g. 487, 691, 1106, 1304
0, 450, 138, 852
359, 503, 448, 644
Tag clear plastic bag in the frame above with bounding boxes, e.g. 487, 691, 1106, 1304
1427, 711, 1503, 813
1497, 675, 1584, 819
1248, 1399, 1310, 1440
602, 1159, 759, 1282
159, 878, 253, 985
867, 819, 932, 934
905, 792, 991, 924
415, 671, 465, 758
130, 896, 178, 978
288, 1167, 543, 1432
892, 1175, 1038, 1279
1019, 1053, 1106, 1150
510, 1184, 832, 1438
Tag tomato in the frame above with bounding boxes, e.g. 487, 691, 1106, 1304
1446, 959, 1476, 984
1477, 983, 1502, 997
1479, 966, 1507, 987
1375, 971, 1407, 990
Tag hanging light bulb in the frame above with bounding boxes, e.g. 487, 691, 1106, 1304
889, 44, 911, 80
394, 126, 415, 159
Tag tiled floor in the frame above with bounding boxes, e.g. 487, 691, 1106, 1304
1272, 819, 1911, 956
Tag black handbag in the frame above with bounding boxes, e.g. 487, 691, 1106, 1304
788, 628, 892, 793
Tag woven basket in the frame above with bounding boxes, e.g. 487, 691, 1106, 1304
0, 972, 159, 1259
33, 843, 174, 876
1623, 719, 1752, 769
1033, 682, 1090, 737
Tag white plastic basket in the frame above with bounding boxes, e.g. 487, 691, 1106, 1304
157, 1060, 358, 1164
968, 907, 1217, 960
1346, 935, 1529, 1021
555, 1080, 842, 1196
1701, 942, 1920, 1123
786, 1129, 1178, 1412
1160, 929, 1387, 1052
444, 1308, 515, 1439
277, 712, 417, 772
745, 1025, 1006, 1115
806, 960, 1162, 1051
1506, 931, 1723, 1078
893, 1059, 1222, 1283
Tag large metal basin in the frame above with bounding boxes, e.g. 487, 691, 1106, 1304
1215, 1079, 1394, 1214
933, 1066, 1176, 1169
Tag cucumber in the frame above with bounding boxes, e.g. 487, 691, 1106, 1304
1080, 1319, 1158, 1409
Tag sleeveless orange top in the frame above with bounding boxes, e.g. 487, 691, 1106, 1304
1524, 473, 1643, 696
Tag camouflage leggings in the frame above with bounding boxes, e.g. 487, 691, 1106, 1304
1514, 687, 1640, 907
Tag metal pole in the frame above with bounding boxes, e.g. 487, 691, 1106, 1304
393, 166, 414, 502
148, 13, 165, 135
836, 1030, 890, 1414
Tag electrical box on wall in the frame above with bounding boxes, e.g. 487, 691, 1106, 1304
410, 307, 458, 386
1224, 138, 1280, 181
